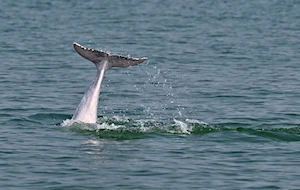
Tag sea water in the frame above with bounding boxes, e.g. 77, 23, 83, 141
1, 0, 300, 189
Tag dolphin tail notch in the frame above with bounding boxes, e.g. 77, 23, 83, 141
73, 42, 147, 71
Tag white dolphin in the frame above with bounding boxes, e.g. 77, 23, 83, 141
72, 42, 147, 123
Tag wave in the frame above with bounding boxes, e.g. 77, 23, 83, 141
61, 116, 300, 141
7, 112, 300, 141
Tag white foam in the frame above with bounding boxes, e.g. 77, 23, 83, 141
60, 119, 76, 127
95, 122, 124, 131
173, 119, 193, 134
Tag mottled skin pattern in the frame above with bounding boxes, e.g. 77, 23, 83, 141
72, 42, 147, 123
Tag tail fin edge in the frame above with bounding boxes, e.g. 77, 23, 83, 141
73, 42, 147, 69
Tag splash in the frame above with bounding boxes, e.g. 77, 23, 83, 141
61, 116, 211, 139
61, 116, 300, 141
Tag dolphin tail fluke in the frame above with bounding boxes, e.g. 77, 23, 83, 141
73, 42, 147, 70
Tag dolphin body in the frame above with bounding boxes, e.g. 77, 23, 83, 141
72, 42, 147, 123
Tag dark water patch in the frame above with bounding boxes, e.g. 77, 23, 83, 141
237, 127, 300, 142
